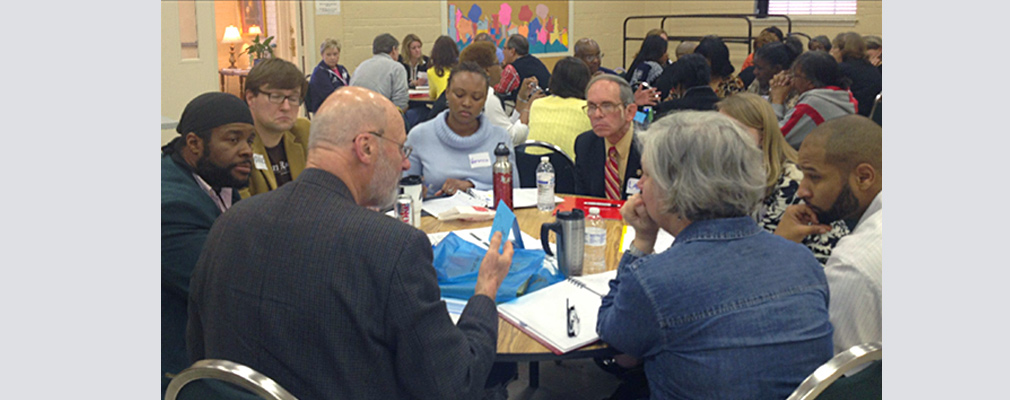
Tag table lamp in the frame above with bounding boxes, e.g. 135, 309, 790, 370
221, 25, 243, 69
247, 25, 262, 37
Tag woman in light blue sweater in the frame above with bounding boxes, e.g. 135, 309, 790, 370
405, 62, 518, 197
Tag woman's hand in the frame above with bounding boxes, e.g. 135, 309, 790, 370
434, 178, 475, 196
620, 194, 659, 254
517, 76, 539, 102
633, 85, 659, 107
769, 70, 792, 105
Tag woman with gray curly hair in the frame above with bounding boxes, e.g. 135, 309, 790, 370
596, 111, 834, 399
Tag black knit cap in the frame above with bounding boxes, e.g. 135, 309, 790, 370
176, 92, 254, 135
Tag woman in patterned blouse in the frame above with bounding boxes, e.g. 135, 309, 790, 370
717, 93, 849, 264
695, 35, 746, 98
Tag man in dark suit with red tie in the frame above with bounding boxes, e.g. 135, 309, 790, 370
573, 74, 643, 200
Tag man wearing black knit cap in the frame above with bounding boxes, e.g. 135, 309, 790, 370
160, 91, 255, 394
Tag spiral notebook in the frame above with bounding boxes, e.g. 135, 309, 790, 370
496, 270, 617, 355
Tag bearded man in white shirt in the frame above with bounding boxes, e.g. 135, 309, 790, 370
775, 114, 882, 354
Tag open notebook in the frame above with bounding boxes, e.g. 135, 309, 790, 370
496, 270, 617, 355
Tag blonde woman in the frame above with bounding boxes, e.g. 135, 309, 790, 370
398, 33, 430, 88
717, 93, 849, 264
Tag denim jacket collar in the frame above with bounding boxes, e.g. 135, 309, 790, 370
672, 216, 762, 245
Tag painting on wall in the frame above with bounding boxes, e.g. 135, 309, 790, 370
241, 0, 267, 36
448, 1, 571, 57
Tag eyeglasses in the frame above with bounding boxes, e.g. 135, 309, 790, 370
582, 102, 624, 115
580, 52, 604, 62
260, 90, 303, 106
366, 131, 412, 159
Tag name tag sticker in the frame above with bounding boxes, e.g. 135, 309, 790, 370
626, 177, 641, 195
469, 152, 492, 169
253, 154, 269, 170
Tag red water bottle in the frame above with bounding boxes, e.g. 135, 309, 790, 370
492, 142, 513, 210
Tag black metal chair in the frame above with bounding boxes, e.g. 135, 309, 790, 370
165, 359, 299, 400
514, 140, 575, 194
786, 342, 882, 400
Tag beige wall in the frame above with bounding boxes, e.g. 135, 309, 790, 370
304, 0, 880, 77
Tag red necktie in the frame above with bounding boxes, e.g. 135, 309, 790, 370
605, 146, 621, 200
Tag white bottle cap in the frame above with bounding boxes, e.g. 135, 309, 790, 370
589, 207, 600, 215
541, 156, 549, 162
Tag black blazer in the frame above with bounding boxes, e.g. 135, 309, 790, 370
573, 130, 642, 200
187, 169, 500, 400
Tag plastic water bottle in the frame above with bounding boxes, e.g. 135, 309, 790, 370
536, 156, 555, 211
584, 207, 607, 275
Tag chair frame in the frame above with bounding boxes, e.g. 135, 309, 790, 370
165, 359, 299, 400
514, 140, 576, 194
869, 93, 881, 126
786, 342, 882, 400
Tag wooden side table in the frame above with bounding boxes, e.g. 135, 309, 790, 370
219, 68, 251, 94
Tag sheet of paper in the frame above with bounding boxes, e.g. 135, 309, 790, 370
421, 191, 488, 217
620, 225, 676, 253
570, 269, 618, 297
489, 200, 517, 250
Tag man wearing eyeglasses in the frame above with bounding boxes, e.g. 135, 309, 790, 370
242, 58, 312, 198
187, 86, 515, 400
573, 74, 643, 200
574, 38, 618, 77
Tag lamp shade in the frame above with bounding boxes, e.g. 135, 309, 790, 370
247, 25, 262, 36
222, 26, 243, 44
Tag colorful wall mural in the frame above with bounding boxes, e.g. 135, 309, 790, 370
448, 1, 570, 55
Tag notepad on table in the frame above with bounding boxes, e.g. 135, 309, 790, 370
497, 270, 617, 355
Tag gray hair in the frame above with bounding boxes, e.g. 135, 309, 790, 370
320, 38, 341, 54
586, 74, 634, 105
506, 34, 529, 56
641, 111, 765, 221
372, 33, 398, 55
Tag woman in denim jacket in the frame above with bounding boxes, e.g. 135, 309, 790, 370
597, 111, 834, 399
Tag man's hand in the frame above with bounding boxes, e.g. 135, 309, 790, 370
474, 232, 515, 300
434, 178, 475, 196
620, 194, 659, 254
774, 203, 831, 243
633, 86, 659, 107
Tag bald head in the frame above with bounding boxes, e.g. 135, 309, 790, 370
676, 41, 698, 60
574, 38, 599, 55
804, 115, 882, 174
308, 86, 402, 152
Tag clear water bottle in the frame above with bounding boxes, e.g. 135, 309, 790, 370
536, 156, 555, 211
584, 207, 607, 275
